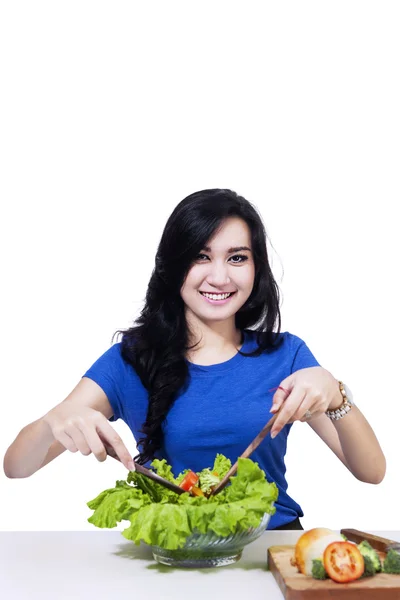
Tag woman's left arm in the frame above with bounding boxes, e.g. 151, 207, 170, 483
270, 367, 386, 485
308, 408, 386, 484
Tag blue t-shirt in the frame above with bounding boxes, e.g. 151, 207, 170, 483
83, 330, 319, 529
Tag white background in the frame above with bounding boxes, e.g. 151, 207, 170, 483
1, 2, 399, 533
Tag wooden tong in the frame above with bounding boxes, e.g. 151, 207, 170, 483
104, 444, 186, 495
209, 411, 280, 496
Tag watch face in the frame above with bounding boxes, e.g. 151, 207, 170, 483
343, 383, 354, 405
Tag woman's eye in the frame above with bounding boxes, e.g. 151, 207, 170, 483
229, 254, 248, 263
194, 254, 248, 263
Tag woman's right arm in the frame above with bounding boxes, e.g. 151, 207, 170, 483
3, 377, 135, 478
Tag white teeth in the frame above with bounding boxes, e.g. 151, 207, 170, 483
201, 292, 232, 300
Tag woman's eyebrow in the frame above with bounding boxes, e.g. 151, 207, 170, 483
202, 245, 252, 253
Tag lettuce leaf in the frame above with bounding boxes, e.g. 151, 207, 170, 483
122, 503, 191, 548
126, 470, 180, 504
223, 457, 279, 505
86, 455, 279, 550
197, 469, 220, 494
196, 453, 232, 494
87, 481, 150, 528
212, 453, 231, 478
149, 459, 178, 484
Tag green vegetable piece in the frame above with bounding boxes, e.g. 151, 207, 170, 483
311, 559, 327, 580
87, 481, 149, 528
128, 470, 180, 504
223, 458, 278, 509
150, 458, 178, 483
383, 549, 400, 574
212, 454, 232, 478
122, 503, 191, 549
341, 533, 347, 541
197, 469, 220, 494
361, 555, 376, 578
357, 540, 382, 573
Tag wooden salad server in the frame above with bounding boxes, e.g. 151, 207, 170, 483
104, 443, 186, 495
209, 410, 280, 497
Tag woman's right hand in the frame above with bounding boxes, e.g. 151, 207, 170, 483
43, 402, 135, 471
3, 377, 135, 478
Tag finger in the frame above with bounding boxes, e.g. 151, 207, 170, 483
294, 400, 316, 422
97, 422, 135, 471
270, 380, 293, 413
64, 424, 92, 456
270, 387, 306, 438
293, 387, 326, 421
299, 414, 312, 423
79, 424, 108, 463
52, 428, 79, 453
269, 387, 290, 413
297, 401, 322, 422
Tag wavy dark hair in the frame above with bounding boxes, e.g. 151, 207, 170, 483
116, 189, 282, 465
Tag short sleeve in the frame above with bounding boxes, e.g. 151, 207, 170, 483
83, 343, 127, 422
290, 335, 320, 374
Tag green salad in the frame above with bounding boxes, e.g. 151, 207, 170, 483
87, 454, 278, 550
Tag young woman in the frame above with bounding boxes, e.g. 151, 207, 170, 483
3, 189, 386, 530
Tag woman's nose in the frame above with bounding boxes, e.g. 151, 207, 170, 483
205, 262, 231, 286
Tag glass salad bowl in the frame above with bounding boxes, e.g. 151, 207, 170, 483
151, 512, 271, 568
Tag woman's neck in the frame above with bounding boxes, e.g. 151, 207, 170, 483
185, 312, 243, 358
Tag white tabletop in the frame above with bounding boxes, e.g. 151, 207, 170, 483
1, 530, 399, 600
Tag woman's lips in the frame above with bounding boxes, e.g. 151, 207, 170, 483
199, 291, 237, 305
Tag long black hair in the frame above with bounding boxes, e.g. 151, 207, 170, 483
116, 189, 282, 465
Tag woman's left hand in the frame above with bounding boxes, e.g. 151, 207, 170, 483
269, 367, 343, 438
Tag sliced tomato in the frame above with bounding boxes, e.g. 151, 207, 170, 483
323, 541, 364, 583
179, 470, 199, 492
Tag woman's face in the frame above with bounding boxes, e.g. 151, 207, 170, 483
181, 217, 256, 325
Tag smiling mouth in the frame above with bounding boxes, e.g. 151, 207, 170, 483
199, 291, 236, 300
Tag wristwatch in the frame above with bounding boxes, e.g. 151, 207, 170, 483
325, 381, 355, 420
342, 382, 355, 405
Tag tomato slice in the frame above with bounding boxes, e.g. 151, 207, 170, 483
323, 541, 364, 583
179, 470, 199, 491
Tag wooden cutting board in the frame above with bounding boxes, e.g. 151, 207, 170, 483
267, 529, 400, 599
